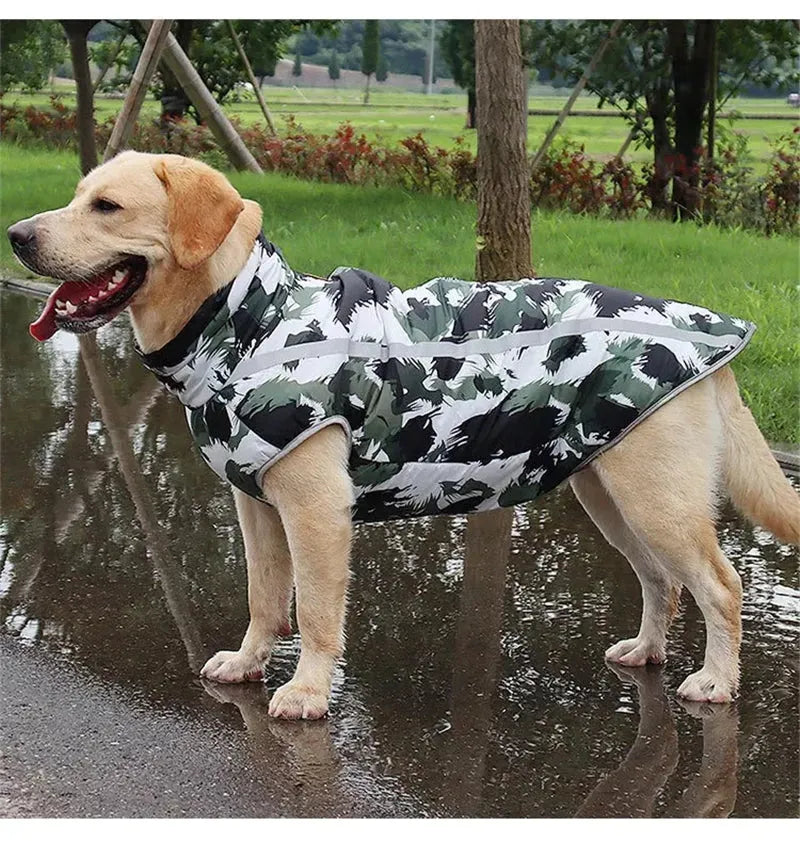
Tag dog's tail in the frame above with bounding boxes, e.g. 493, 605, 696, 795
715, 366, 800, 545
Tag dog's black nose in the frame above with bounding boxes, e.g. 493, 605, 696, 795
7, 221, 36, 253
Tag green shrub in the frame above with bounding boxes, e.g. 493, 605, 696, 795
1, 97, 797, 236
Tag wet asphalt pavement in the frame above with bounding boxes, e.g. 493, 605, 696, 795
1, 290, 798, 817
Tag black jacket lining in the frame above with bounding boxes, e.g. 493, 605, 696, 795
136, 280, 234, 370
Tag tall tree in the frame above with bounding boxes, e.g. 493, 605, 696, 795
361, 20, 380, 104
89, 26, 135, 93
440, 20, 476, 128
474, 20, 532, 281
422, 53, 437, 87
226, 20, 277, 135
245, 21, 282, 88
328, 50, 341, 85
376, 52, 389, 83
528, 19, 799, 218
666, 21, 716, 217
0, 21, 66, 94
292, 52, 302, 77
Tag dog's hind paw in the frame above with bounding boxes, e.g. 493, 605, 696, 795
200, 650, 265, 683
268, 681, 329, 720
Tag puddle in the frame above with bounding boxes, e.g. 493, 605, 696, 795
1, 290, 798, 817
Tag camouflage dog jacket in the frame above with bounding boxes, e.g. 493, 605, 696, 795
137, 235, 755, 522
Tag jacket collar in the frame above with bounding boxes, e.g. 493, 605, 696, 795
136, 234, 288, 406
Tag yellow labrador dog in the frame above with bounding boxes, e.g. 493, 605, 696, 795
8, 152, 799, 719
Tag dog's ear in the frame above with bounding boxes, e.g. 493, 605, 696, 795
154, 156, 245, 270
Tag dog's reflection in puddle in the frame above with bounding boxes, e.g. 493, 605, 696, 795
201, 679, 342, 805
201, 664, 739, 817
578, 663, 739, 818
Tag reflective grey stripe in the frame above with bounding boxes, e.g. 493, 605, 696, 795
223, 316, 749, 389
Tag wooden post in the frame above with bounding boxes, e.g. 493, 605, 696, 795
226, 21, 277, 136
616, 116, 644, 160
530, 19, 622, 172
616, 124, 637, 159
103, 20, 173, 162
141, 21, 262, 173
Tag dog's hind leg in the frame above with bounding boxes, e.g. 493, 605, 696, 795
591, 379, 742, 703
570, 469, 682, 666
262, 425, 354, 720
201, 490, 294, 683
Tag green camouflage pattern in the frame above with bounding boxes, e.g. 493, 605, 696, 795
137, 236, 755, 522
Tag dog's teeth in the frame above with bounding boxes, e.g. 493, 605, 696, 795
55, 299, 67, 311
88, 295, 98, 302
65, 301, 77, 314
113, 269, 126, 283
106, 281, 115, 290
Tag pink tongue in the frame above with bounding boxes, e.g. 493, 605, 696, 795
29, 274, 115, 341
29, 284, 63, 342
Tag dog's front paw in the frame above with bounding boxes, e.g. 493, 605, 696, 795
200, 649, 265, 683
605, 636, 666, 666
268, 680, 329, 720
676, 668, 736, 704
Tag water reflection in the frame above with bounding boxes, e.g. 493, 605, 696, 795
445, 508, 513, 814
201, 681, 346, 815
77, 332, 206, 672
1, 289, 798, 817
576, 664, 738, 818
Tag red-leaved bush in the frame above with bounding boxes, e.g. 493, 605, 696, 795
1, 97, 796, 236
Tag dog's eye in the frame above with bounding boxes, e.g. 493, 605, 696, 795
92, 198, 122, 213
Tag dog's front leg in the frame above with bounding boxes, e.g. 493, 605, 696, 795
201, 490, 293, 682
263, 425, 354, 719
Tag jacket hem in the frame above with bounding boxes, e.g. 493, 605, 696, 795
570, 321, 757, 478
253, 416, 355, 494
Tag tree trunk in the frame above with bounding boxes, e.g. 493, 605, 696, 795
158, 19, 192, 128
667, 20, 715, 219
363, 73, 371, 105
466, 88, 476, 129
707, 22, 718, 163
474, 20, 532, 281
645, 83, 674, 213
60, 20, 99, 176
448, 23, 533, 809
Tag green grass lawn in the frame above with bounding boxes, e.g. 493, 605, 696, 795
1, 143, 798, 442
5, 87, 797, 169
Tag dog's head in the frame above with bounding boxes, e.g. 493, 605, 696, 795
7, 151, 261, 343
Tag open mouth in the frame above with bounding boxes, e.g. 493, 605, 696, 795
30, 256, 147, 342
